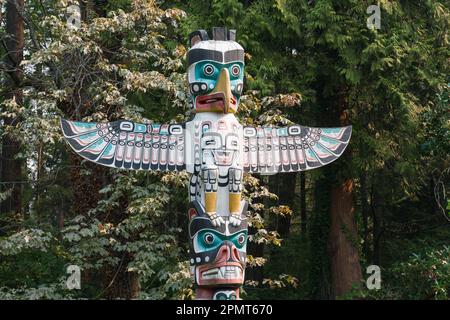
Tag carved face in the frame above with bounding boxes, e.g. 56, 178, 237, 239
199, 120, 241, 167
201, 131, 239, 166
189, 208, 247, 287
187, 28, 245, 114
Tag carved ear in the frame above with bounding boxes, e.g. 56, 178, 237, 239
212, 27, 228, 41
189, 30, 209, 47
228, 29, 236, 41
188, 208, 198, 221
189, 200, 208, 220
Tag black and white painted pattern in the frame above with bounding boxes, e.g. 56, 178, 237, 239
61, 119, 185, 171
242, 125, 352, 174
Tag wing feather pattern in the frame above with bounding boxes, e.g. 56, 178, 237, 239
243, 125, 351, 174
61, 119, 185, 171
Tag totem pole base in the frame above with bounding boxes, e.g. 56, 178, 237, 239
195, 288, 239, 300
188, 200, 248, 300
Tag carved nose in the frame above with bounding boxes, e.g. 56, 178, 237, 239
216, 242, 241, 263
230, 246, 240, 262
211, 68, 233, 113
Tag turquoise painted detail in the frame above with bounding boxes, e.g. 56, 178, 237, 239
103, 144, 113, 154
264, 127, 273, 135
74, 121, 96, 129
320, 135, 339, 144
159, 126, 169, 135
194, 229, 247, 253
306, 148, 317, 159
194, 61, 244, 82
321, 128, 341, 135
193, 61, 244, 97
315, 143, 329, 154
257, 129, 265, 138
277, 127, 288, 136
80, 132, 97, 139
134, 124, 147, 133
152, 124, 161, 132
90, 138, 104, 148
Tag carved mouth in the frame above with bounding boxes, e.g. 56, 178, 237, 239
196, 93, 225, 111
196, 93, 236, 112
201, 97, 224, 104
202, 266, 242, 279
213, 150, 233, 165
198, 264, 244, 285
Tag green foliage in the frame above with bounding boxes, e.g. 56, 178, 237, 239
389, 245, 450, 299
351, 244, 450, 300
0, 0, 448, 300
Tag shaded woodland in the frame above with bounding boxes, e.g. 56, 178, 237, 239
0, 0, 448, 299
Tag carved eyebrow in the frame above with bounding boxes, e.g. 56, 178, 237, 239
189, 217, 226, 237
224, 50, 244, 63
188, 49, 223, 65
187, 49, 245, 66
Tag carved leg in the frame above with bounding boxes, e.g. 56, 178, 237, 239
228, 167, 243, 226
189, 171, 200, 202
202, 167, 224, 226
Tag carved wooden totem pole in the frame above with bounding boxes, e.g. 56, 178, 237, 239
61, 27, 352, 300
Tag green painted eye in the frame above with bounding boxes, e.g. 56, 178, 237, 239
230, 64, 241, 77
232, 232, 247, 249
194, 229, 223, 253
204, 233, 215, 245
237, 234, 246, 245
203, 64, 215, 76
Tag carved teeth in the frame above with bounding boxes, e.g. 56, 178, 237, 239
202, 266, 242, 280
202, 268, 219, 276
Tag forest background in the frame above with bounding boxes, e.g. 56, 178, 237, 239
0, 0, 448, 300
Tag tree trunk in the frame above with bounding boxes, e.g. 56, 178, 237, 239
327, 88, 362, 298
360, 172, 369, 258
1, 0, 25, 216
309, 175, 332, 299
370, 180, 382, 265
328, 179, 362, 297
300, 172, 307, 233
102, 253, 141, 299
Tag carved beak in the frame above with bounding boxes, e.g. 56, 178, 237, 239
211, 68, 236, 113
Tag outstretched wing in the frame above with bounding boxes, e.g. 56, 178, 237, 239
242, 125, 351, 174
61, 119, 185, 171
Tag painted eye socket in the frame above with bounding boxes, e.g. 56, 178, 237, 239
215, 293, 227, 300
231, 64, 241, 77
203, 64, 215, 76
204, 233, 215, 245
237, 234, 246, 245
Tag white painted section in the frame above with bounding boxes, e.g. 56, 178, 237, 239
185, 112, 246, 217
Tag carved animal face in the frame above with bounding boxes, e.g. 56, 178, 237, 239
188, 208, 247, 287
187, 27, 245, 114
199, 120, 241, 167
201, 131, 239, 166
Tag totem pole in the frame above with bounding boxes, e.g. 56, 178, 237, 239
61, 27, 352, 300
